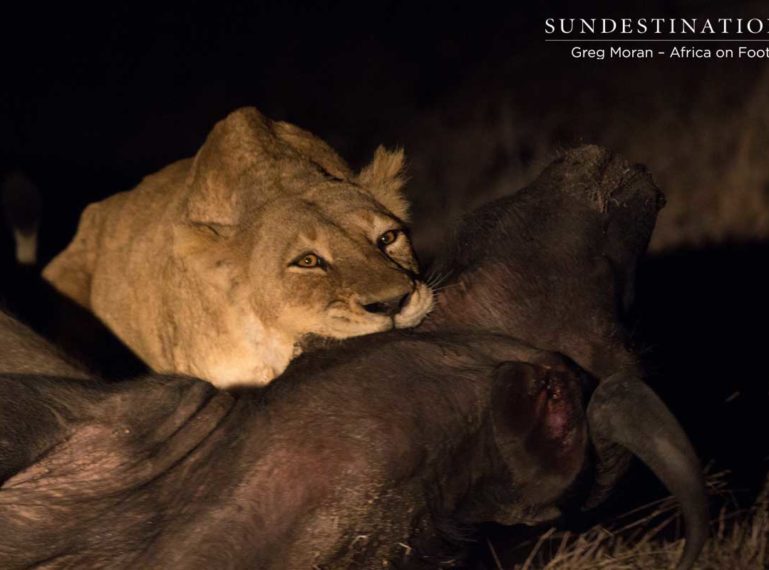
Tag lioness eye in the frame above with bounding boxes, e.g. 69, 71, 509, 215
293, 253, 324, 268
378, 230, 400, 247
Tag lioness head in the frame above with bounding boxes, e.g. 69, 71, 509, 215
247, 191, 431, 341
44, 108, 433, 387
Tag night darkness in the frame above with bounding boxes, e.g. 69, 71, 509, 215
1, 2, 528, 258
1, 1, 768, 567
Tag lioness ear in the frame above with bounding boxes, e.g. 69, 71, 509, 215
42, 201, 105, 309
184, 107, 275, 229
358, 146, 410, 221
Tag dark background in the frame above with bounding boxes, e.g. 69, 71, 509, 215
3, 1, 769, 256
1, 1, 767, 566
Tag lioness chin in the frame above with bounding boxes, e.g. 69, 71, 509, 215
43, 107, 433, 387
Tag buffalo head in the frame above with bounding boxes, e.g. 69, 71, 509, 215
424, 144, 707, 568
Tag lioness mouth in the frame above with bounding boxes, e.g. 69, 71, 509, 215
362, 292, 411, 317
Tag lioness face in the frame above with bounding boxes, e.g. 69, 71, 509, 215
248, 190, 433, 341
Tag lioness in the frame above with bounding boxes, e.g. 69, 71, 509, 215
43, 107, 433, 387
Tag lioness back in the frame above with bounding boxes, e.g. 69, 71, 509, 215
43, 107, 433, 387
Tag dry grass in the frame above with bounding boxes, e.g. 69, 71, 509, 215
402, 58, 769, 259
493, 471, 769, 570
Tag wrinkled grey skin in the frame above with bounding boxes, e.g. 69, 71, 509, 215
0, 146, 705, 569
0, 333, 588, 569
426, 144, 661, 376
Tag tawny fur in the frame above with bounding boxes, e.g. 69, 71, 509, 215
43, 108, 433, 387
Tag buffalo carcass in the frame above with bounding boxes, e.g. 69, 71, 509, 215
0, 146, 706, 569
0, 311, 88, 381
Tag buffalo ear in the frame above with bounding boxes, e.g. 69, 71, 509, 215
358, 146, 409, 221
490, 362, 546, 450
184, 107, 275, 230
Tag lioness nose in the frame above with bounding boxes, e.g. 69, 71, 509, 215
363, 293, 411, 317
